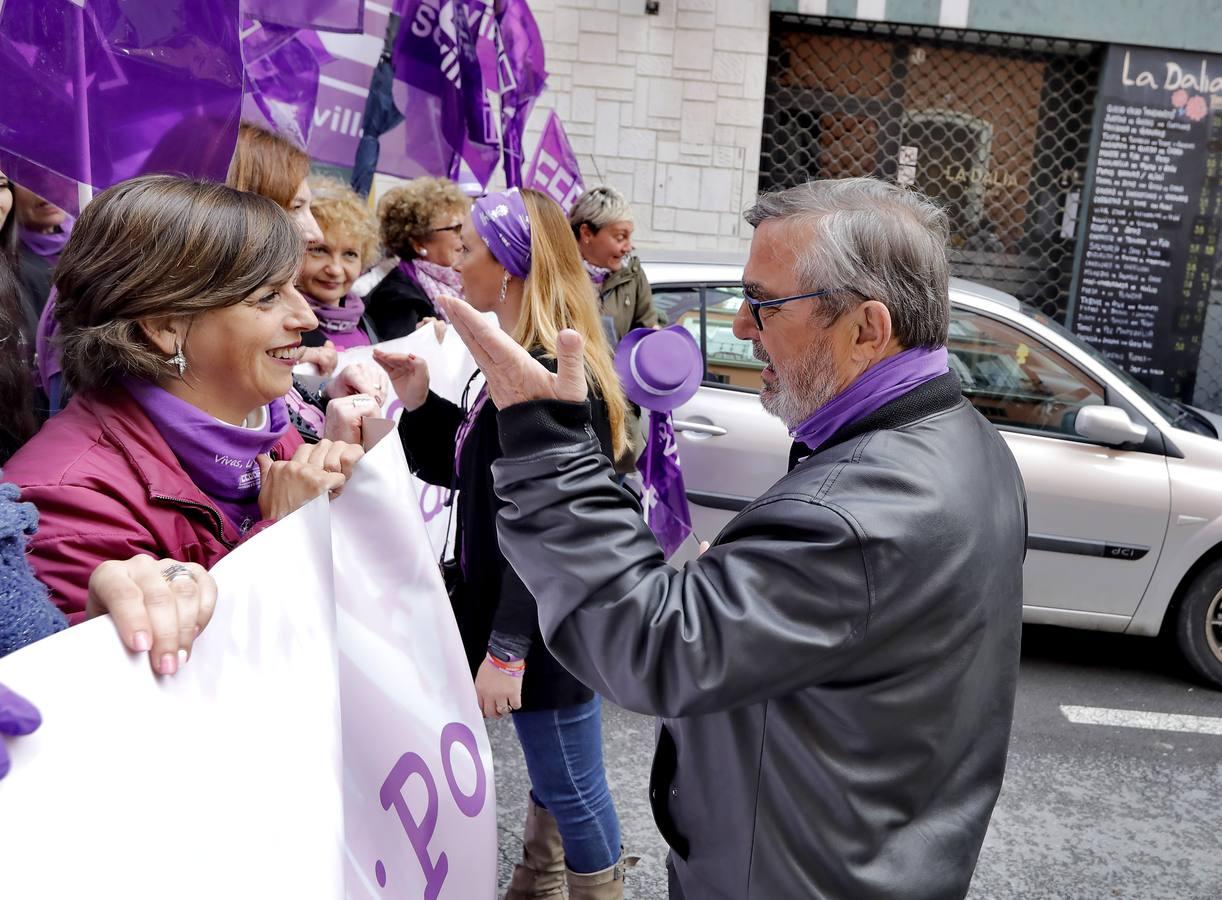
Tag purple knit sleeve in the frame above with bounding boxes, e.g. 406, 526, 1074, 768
0, 478, 69, 657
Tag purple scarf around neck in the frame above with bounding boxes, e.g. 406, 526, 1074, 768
306, 291, 365, 334
406, 258, 463, 320
124, 380, 289, 534
582, 258, 611, 285
19, 217, 74, 265
790, 346, 950, 452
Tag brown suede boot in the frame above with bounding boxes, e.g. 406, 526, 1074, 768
503, 798, 567, 899
565, 852, 636, 900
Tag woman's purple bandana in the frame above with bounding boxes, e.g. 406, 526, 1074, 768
472, 188, 532, 280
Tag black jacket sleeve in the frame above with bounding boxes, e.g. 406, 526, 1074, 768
491, 400, 871, 719
365, 269, 436, 341
398, 391, 464, 487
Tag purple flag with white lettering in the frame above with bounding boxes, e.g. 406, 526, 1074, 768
526, 110, 584, 213
637, 411, 693, 559
497, 0, 547, 188
0, 0, 244, 197
455, 0, 501, 186
393, 0, 499, 187
241, 0, 364, 34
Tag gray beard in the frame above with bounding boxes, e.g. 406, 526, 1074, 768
754, 339, 841, 429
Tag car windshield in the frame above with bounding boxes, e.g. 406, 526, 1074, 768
1021, 304, 1210, 432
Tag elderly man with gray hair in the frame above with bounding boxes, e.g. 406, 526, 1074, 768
438, 177, 1028, 899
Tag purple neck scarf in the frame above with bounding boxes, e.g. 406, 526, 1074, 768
582, 258, 611, 285
306, 291, 365, 334
790, 347, 950, 452
124, 380, 289, 534
406, 258, 463, 319
472, 188, 532, 279
19, 217, 74, 265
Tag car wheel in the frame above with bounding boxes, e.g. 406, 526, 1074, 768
1175, 560, 1222, 689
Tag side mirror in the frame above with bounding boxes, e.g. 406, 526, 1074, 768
1074, 405, 1148, 446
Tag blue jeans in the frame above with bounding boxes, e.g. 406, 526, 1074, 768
512, 695, 621, 874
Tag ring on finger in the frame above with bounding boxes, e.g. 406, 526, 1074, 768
162, 564, 196, 585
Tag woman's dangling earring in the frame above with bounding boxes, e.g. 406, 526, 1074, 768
498, 271, 511, 304
168, 341, 187, 377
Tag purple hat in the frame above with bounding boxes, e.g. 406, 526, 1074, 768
614, 325, 703, 413
472, 188, 532, 280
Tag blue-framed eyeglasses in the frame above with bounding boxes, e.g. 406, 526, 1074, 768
745, 286, 860, 330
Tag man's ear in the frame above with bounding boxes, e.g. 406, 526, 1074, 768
137, 317, 183, 357
852, 300, 895, 359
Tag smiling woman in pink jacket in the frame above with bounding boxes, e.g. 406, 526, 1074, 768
3, 176, 363, 626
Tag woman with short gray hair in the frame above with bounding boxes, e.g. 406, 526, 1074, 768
569, 185, 658, 343
569, 186, 658, 473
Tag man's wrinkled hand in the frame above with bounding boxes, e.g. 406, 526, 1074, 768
438, 295, 587, 409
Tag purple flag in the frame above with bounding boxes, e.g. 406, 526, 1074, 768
497, 0, 547, 188
241, 0, 364, 34
526, 110, 584, 213
0, 0, 243, 196
637, 411, 693, 559
393, 0, 499, 188
243, 21, 333, 149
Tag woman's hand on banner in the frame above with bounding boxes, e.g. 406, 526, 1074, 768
86, 555, 217, 675
373, 349, 430, 412
438, 295, 588, 409
301, 340, 339, 376
326, 361, 388, 406
324, 394, 378, 444
415, 316, 448, 343
257, 444, 348, 520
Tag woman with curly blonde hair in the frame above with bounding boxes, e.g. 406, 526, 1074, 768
365, 176, 469, 339
298, 176, 381, 350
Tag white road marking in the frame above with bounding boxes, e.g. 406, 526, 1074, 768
1060, 705, 1222, 736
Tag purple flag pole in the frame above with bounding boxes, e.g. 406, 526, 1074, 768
73, 3, 92, 206
637, 410, 693, 558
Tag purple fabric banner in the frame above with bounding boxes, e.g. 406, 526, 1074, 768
241, 0, 365, 34
0, 0, 243, 194
391, 1, 468, 181
393, 0, 499, 188
637, 410, 693, 559
526, 110, 584, 213
497, 0, 547, 188
455, 0, 501, 186
243, 21, 333, 149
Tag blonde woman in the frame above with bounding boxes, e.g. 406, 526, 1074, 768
375, 188, 630, 899
298, 176, 381, 350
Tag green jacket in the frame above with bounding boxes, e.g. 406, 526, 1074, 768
598, 256, 659, 343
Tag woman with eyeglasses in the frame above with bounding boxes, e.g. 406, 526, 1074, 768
365, 176, 469, 340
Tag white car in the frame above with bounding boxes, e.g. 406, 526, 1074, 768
639, 254, 1222, 689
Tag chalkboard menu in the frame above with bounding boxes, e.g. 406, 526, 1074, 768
1072, 45, 1222, 401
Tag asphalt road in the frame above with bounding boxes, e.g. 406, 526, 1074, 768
490, 625, 1222, 898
